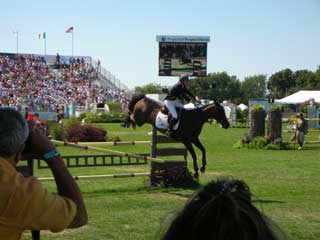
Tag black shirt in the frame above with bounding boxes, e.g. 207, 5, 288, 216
165, 81, 196, 102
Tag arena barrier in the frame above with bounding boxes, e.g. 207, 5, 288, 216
51, 140, 181, 164
77, 141, 151, 146
36, 138, 191, 186
39, 172, 150, 181
37, 153, 149, 169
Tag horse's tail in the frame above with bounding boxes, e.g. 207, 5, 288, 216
128, 93, 145, 113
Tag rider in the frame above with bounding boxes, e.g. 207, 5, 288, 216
164, 74, 199, 136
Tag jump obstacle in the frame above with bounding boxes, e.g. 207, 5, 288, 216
150, 127, 190, 186
76, 141, 151, 146
39, 173, 151, 181
36, 131, 190, 186
151, 127, 188, 160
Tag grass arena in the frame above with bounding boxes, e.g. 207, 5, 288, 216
19, 122, 320, 240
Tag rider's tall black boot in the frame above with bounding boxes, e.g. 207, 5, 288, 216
166, 117, 177, 138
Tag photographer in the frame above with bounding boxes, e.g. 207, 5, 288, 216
0, 108, 87, 240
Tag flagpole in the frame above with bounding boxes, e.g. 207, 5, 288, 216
44, 37, 47, 57
17, 31, 19, 54
72, 30, 74, 57
13, 31, 19, 54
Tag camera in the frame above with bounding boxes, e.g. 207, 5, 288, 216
23, 120, 34, 154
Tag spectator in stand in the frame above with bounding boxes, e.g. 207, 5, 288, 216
0, 108, 87, 240
56, 53, 60, 63
161, 178, 285, 240
0, 54, 128, 112
97, 59, 101, 75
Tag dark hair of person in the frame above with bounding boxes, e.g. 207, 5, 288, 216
160, 178, 285, 240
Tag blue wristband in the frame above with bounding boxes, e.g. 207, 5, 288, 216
43, 150, 60, 161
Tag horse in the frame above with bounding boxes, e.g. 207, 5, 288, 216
122, 94, 230, 178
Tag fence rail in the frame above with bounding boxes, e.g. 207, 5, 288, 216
37, 153, 149, 169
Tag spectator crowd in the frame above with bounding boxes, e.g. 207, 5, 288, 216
0, 54, 128, 114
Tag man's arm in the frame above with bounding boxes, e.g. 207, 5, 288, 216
24, 127, 88, 228
184, 88, 196, 102
46, 156, 87, 228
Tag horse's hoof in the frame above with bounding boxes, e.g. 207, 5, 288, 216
200, 166, 206, 173
194, 172, 199, 179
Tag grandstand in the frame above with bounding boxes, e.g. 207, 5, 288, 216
0, 52, 129, 118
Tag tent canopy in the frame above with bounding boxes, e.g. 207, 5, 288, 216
275, 90, 320, 104
237, 103, 248, 111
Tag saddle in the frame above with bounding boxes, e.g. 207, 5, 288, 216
160, 105, 169, 115
156, 106, 183, 130
156, 102, 200, 130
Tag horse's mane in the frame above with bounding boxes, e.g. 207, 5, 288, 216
128, 93, 145, 113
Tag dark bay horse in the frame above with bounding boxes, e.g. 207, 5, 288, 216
123, 94, 230, 177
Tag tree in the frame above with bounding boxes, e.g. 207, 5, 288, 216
240, 75, 267, 104
134, 83, 164, 94
293, 70, 317, 90
314, 65, 320, 88
189, 72, 242, 103
267, 69, 295, 98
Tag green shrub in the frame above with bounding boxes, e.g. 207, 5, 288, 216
242, 108, 248, 119
235, 135, 290, 150
46, 120, 59, 130
107, 102, 122, 113
49, 123, 67, 141
237, 108, 248, 123
233, 140, 243, 149
248, 137, 268, 149
301, 105, 308, 116
251, 104, 264, 111
79, 112, 88, 120
84, 112, 125, 123
232, 122, 248, 128
107, 134, 121, 142
270, 104, 281, 111
63, 116, 81, 130
236, 109, 243, 122
265, 141, 290, 150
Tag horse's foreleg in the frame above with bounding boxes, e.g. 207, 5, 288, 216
192, 138, 206, 173
182, 140, 199, 178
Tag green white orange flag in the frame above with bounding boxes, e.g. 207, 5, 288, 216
38, 32, 46, 39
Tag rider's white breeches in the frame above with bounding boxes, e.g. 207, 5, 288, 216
164, 100, 183, 119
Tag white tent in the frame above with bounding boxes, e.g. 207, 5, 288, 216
275, 90, 320, 104
237, 103, 248, 111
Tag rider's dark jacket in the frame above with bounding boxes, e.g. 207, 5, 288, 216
164, 81, 196, 102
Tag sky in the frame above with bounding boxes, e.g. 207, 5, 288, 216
0, 0, 319, 89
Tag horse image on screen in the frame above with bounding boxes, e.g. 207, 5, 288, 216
159, 42, 207, 77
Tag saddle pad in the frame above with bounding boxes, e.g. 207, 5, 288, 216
155, 111, 180, 130
155, 111, 169, 129
184, 103, 196, 110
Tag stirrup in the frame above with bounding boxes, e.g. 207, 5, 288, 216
166, 129, 174, 138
